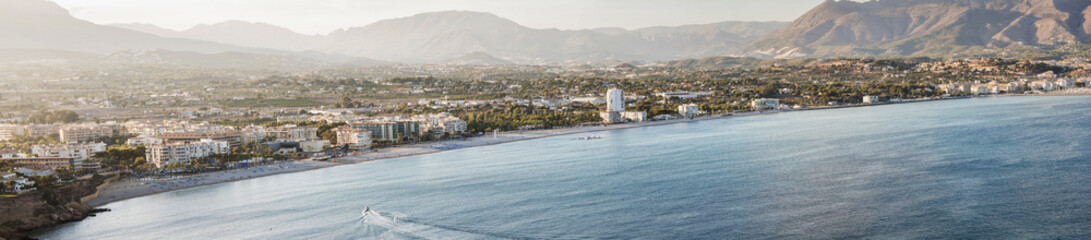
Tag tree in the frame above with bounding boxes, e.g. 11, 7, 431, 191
759, 84, 778, 97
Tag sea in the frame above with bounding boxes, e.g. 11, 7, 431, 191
35, 96, 1091, 239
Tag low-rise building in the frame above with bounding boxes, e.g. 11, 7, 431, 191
145, 139, 230, 168
678, 104, 701, 118
751, 98, 780, 110
24, 124, 60, 137
415, 113, 467, 135
971, 85, 990, 95
350, 121, 420, 142
125, 136, 163, 146
862, 96, 880, 104
600, 111, 648, 123
334, 126, 372, 148
621, 111, 647, 122
59, 125, 114, 143
266, 125, 318, 141
657, 91, 713, 100
0, 124, 25, 142
299, 140, 330, 153
0, 149, 18, 158
239, 125, 267, 143
2, 172, 34, 194
599, 111, 622, 124
14, 167, 54, 177
31, 142, 105, 168
6, 157, 74, 170
161, 130, 243, 148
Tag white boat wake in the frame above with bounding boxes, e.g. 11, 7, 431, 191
358, 209, 531, 240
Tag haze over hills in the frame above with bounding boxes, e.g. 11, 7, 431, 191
7, 0, 1091, 66
113, 21, 323, 52
443, 52, 515, 65
0, 0, 278, 56
114, 11, 787, 63
748, 0, 1091, 58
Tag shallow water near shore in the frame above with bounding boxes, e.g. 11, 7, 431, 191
37, 96, 1091, 239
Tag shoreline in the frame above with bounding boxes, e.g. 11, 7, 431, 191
82, 111, 765, 207
82, 93, 1091, 207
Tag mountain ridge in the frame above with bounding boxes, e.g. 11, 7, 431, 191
747, 0, 1091, 58
112, 10, 788, 64
0, 0, 280, 55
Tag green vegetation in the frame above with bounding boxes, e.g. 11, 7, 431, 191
26, 110, 79, 124
94, 145, 151, 171
213, 118, 278, 128
272, 121, 346, 144
0, 134, 61, 154
455, 105, 601, 133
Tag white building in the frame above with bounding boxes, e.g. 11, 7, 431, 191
620, 111, 647, 122
607, 88, 625, 112
414, 112, 468, 135
145, 139, 230, 168
125, 136, 162, 146
31, 142, 106, 167
14, 167, 54, 177
334, 126, 372, 148
2, 171, 33, 194
0, 149, 17, 158
657, 91, 713, 100
678, 104, 701, 118
266, 125, 318, 141
59, 124, 114, 143
569, 97, 606, 105
751, 98, 780, 110
239, 125, 268, 143
299, 140, 330, 153
971, 84, 990, 95
862, 96, 880, 104
0, 124, 25, 142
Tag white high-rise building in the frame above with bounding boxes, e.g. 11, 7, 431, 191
607, 88, 625, 112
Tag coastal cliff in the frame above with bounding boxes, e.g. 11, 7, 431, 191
0, 175, 112, 240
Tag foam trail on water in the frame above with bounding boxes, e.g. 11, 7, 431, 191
358, 210, 509, 240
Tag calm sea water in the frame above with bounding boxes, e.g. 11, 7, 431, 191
37, 96, 1091, 239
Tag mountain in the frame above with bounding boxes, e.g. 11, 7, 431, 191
115, 21, 322, 52
6, 1, 786, 64
747, 0, 1091, 58
0, 0, 275, 55
443, 52, 514, 65
109, 23, 180, 38
320, 11, 787, 63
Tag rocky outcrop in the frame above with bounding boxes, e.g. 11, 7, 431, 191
0, 176, 111, 239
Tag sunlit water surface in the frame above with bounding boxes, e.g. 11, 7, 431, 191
37, 96, 1091, 239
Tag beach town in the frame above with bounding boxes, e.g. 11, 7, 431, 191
5, 56, 1091, 237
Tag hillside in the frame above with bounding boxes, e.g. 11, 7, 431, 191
444, 52, 515, 65
115, 21, 323, 52
317, 11, 786, 63
747, 0, 1091, 58
0, 0, 275, 55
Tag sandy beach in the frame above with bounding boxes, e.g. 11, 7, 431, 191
85, 161, 338, 206
87, 92, 1062, 207
83, 111, 773, 207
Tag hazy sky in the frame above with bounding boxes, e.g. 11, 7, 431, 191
51, 0, 825, 35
